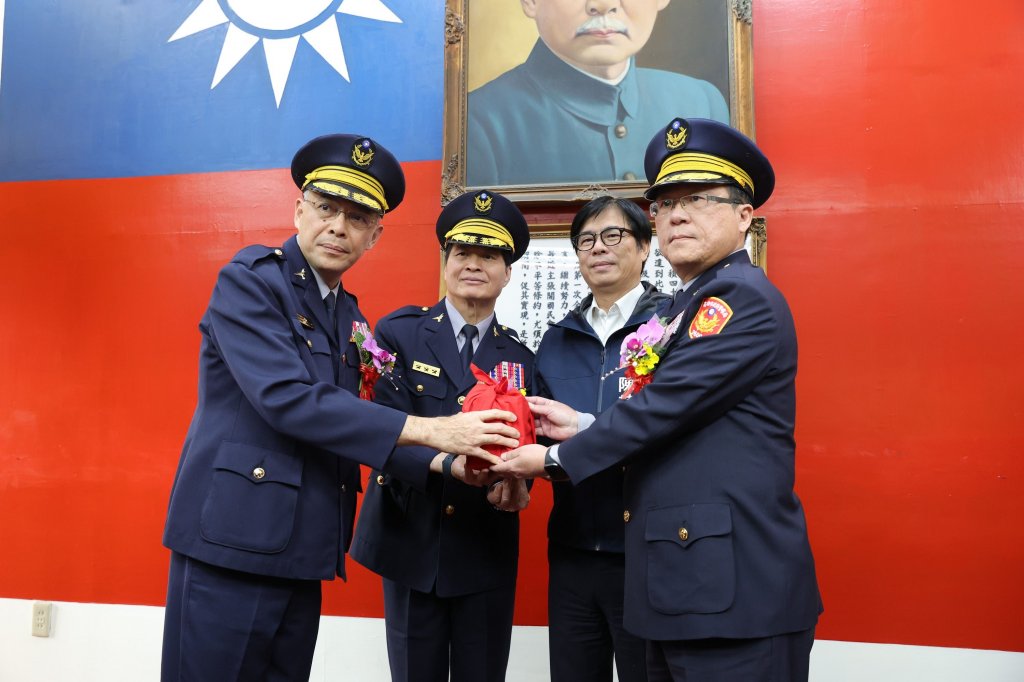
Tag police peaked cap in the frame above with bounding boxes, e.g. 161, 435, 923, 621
436, 190, 530, 263
291, 133, 405, 213
643, 118, 775, 208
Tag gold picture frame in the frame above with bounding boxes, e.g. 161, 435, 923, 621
442, 0, 756, 204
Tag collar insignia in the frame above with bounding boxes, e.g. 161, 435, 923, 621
296, 314, 314, 330
433, 314, 445, 322
294, 268, 306, 281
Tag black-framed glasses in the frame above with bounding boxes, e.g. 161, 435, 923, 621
571, 226, 634, 252
303, 197, 381, 230
649, 194, 744, 218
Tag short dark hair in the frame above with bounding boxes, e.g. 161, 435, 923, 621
725, 184, 754, 206
570, 196, 653, 247
442, 242, 513, 266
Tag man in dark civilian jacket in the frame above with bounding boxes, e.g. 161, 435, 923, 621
534, 195, 669, 682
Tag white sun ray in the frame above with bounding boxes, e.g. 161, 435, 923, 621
169, 0, 402, 107
169, 0, 229, 42
212, 23, 259, 88
303, 18, 349, 82
263, 36, 300, 106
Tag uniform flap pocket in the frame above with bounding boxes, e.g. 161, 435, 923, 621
644, 503, 732, 547
401, 371, 447, 399
213, 441, 302, 487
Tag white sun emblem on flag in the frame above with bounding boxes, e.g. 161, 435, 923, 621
169, 0, 401, 107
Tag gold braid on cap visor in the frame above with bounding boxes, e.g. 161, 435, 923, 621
444, 218, 514, 251
303, 166, 388, 212
655, 152, 754, 195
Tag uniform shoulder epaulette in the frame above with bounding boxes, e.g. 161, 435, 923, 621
384, 304, 434, 321
233, 244, 284, 267
496, 324, 528, 346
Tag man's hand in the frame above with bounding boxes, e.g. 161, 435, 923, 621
491, 443, 547, 479
450, 454, 500, 487
526, 396, 578, 441
400, 410, 519, 459
487, 478, 530, 512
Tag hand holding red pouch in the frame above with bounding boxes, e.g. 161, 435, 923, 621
461, 365, 536, 471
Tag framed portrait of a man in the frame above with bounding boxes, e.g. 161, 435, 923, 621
442, 0, 755, 203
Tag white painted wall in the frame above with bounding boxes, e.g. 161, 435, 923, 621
1, 599, 1022, 681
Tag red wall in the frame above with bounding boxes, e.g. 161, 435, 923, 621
1, 0, 1022, 653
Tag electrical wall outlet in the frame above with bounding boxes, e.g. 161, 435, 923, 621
32, 601, 52, 637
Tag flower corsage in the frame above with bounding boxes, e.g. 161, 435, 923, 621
617, 312, 683, 399
351, 321, 397, 400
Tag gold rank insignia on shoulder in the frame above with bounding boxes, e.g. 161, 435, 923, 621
294, 268, 306, 280
666, 118, 689, 150
433, 313, 445, 322
473, 191, 493, 214
412, 361, 441, 377
296, 313, 314, 330
352, 138, 374, 167
688, 297, 733, 338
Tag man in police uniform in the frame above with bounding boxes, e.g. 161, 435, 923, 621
467, 0, 728, 186
161, 135, 521, 681
534, 195, 669, 682
494, 118, 823, 680
350, 190, 534, 682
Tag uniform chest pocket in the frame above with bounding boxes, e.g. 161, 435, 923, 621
400, 370, 448, 416
644, 503, 735, 615
200, 441, 303, 554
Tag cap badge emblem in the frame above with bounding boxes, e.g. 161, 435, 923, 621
666, 119, 688, 150
352, 139, 375, 167
473, 191, 493, 214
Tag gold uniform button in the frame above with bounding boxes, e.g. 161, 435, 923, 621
340, 484, 348, 494
622, 171, 638, 181
274, 249, 283, 257
376, 474, 385, 486
252, 467, 266, 480
623, 510, 631, 523
445, 505, 456, 516
416, 384, 424, 393
457, 396, 466, 406
678, 528, 689, 541
421, 306, 429, 311
306, 339, 313, 349
614, 124, 628, 138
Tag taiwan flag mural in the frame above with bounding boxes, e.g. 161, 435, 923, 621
0, 0, 442, 181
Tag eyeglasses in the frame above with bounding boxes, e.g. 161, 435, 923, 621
303, 198, 381, 230
649, 194, 744, 218
571, 226, 634, 252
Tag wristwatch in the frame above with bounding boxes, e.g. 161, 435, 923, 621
543, 447, 569, 482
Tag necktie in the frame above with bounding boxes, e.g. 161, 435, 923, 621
460, 323, 477, 370
324, 291, 338, 329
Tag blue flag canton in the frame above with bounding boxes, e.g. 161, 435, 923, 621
0, 1, 443, 182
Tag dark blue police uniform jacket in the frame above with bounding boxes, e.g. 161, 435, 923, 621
163, 235, 431, 582
557, 250, 822, 640
350, 300, 534, 597
535, 282, 670, 552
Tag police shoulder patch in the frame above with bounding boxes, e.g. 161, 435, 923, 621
688, 297, 733, 338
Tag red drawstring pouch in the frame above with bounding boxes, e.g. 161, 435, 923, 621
461, 365, 536, 471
